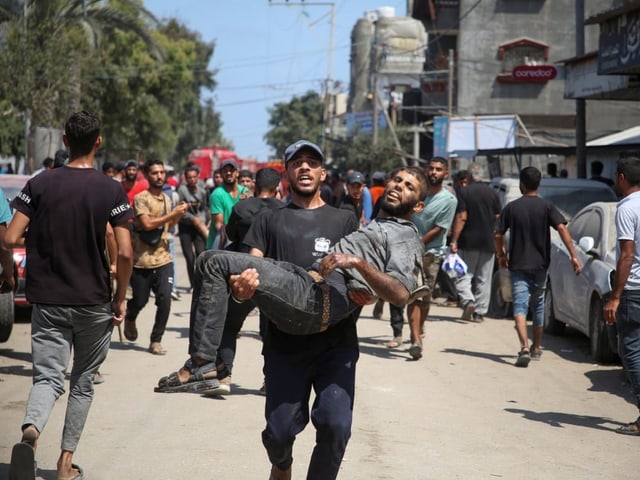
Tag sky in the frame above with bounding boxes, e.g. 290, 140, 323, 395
144, 0, 408, 162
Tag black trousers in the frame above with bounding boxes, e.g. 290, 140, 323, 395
126, 263, 173, 343
178, 226, 206, 289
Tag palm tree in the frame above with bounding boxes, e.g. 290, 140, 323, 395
0, 0, 162, 171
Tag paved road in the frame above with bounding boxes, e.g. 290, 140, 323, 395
0, 249, 638, 479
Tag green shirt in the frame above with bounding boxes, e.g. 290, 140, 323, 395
206, 184, 248, 248
410, 188, 457, 254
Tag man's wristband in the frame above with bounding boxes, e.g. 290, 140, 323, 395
231, 294, 245, 304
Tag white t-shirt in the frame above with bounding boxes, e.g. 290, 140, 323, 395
616, 190, 640, 290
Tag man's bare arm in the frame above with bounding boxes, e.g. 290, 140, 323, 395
318, 253, 409, 306
112, 224, 133, 324
0, 224, 14, 292
4, 211, 29, 248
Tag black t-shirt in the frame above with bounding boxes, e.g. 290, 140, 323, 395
338, 195, 363, 224
225, 197, 283, 253
496, 195, 565, 271
12, 166, 133, 305
244, 203, 359, 354
457, 182, 501, 252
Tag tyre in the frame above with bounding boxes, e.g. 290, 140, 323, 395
0, 291, 15, 343
543, 283, 565, 335
589, 297, 618, 364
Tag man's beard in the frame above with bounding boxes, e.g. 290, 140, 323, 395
428, 176, 444, 187
380, 196, 415, 217
289, 181, 318, 198
125, 172, 137, 182
223, 176, 236, 186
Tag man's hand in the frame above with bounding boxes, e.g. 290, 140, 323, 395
173, 202, 189, 218
112, 299, 126, 326
497, 255, 508, 269
318, 253, 362, 278
230, 268, 259, 302
348, 289, 377, 305
571, 256, 582, 275
604, 297, 619, 325
0, 268, 14, 293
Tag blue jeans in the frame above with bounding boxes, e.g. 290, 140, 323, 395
617, 289, 640, 410
188, 250, 355, 362
262, 345, 358, 479
510, 269, 547, 327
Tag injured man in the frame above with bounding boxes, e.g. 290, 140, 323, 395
155, 167, 429, 395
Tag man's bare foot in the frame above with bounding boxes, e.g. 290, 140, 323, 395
57, 451, 82, 480
269, 465, 292, 480
21, 424, 39, 449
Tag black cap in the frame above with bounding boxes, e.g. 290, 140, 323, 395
220, 159, 238, 170
125, 160, 138, 169
284, 140, 324, 165
346, 171, 366, 185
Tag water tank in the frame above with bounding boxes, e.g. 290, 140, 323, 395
376, 6, 396, 19
349, 17, 374, 113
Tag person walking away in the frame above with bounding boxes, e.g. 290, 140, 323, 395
604, 157, 640, 434
124, 159, 188, 355
449, 170, 501, 322
590, 160, 615, 188
405, 157, 457, 360
495, 166, 581, 367
215, 167, 284, 393
206, 159, 247, 249
6, 111, 133, 480
177, 165, 210, 292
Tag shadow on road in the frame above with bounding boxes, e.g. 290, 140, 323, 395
441, 347, 515, 366
358, 336, 413, 360
505, 407, 624, 432
584, 368, 634, 406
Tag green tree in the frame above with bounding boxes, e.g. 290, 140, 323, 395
0, 0, 160, 170
264, 90, 324, 158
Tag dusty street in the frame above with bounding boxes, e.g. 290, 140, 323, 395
0, 251, 637, 479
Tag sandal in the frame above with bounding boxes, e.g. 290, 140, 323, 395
616, 418, 640, 436
155, 359, 221, 395
386, 337, 403, 349
58, 464, 84, 480
515, 349, 531, 368
409, 343, 423, 360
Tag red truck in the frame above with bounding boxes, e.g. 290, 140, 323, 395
188, 146, 258, 180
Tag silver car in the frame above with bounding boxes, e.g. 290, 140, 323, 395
545, 201, 618, 363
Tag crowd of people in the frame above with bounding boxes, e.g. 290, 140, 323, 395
4, 111, 640, 480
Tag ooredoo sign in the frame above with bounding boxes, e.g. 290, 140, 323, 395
511, 65, 557, 82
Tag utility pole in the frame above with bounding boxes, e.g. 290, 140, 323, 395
269, 1, 335, 160
372, 39, 380, 148
575, 0, 587, 178
447, 49, 454, 116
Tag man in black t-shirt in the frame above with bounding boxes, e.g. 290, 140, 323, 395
495, 167, 581, 368
450, 172, 501, 322
7, 111, 134, 480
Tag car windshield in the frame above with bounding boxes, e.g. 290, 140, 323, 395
537, 185, 617, 220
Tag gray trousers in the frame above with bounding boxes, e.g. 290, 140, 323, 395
454, 249, 495, 316
24, 303, 113, 452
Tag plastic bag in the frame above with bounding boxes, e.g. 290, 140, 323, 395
441, 252, 468, 278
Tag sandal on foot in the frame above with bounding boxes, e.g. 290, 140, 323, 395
409, 343, 423, 360
515, 349, 531, 368
155, 359, 220, 394
57, 464, 84, 480
386, 337, 403, 349
530, 346, 543, 360
9, 442, 36, 480
616, 418, 640, 436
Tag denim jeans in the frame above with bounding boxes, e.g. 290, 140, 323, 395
262, 345, 358, 479
510, 269, 547, 326
188, 250, 355, 362
617, 289, 640, 410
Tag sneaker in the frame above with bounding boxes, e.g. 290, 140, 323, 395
409, 343, 423, 360
461, 301, 475, 321
92, 372, 105, 384
148, 342, 167, 355
471, 313, 484, 323
124, 319, 138, 341
515, 349, 531, 368
171, 290, 181, 301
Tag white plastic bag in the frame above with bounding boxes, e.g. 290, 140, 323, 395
441, 252, 468, 278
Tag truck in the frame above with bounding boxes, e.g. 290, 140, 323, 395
188, 146, 258, 180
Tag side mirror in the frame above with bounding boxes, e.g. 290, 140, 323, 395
578, 236, 595, 253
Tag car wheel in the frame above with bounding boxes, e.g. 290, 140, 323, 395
489, 271, 512, 318
0, 291, 15, 343
589, 297, 618, 364
543, 282, 565, 335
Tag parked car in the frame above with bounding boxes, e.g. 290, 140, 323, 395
545, 202, 618, 363
0, 174, 31, 343
487, 177, 619, 317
